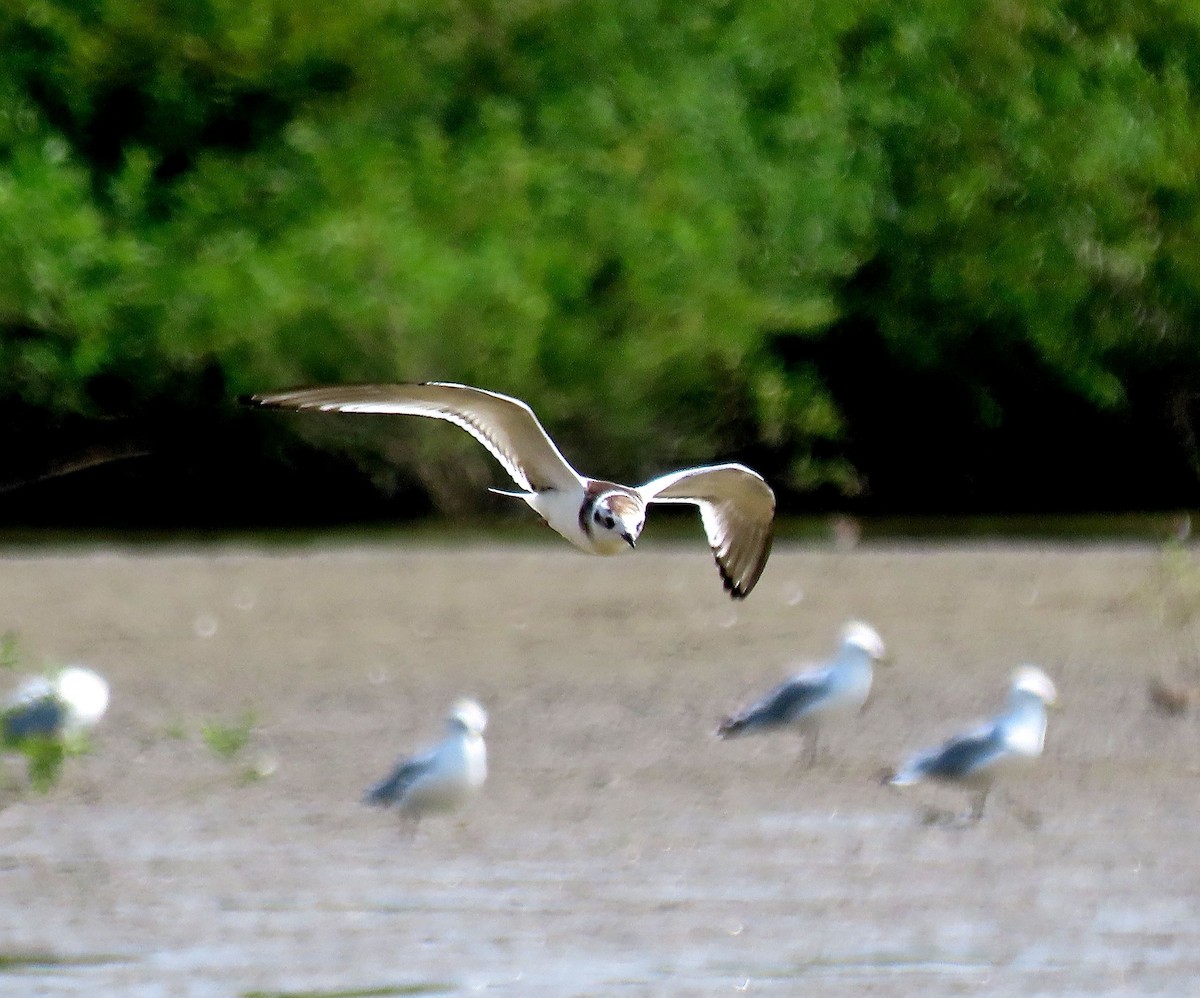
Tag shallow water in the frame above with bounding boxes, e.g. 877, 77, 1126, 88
0, 543, 1198, 995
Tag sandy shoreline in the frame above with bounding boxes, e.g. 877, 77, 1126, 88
0, 541, 1198, 995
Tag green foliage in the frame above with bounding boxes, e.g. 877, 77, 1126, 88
1, 0, 1199, 508
200, 711, 257, 760
841, 1, 1200, 397
199, 711, 275, 785
0, 632, 20, 672
16, 734, 69, 793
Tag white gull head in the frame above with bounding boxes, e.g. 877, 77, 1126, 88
56, 666, 110, 731
840, 620, 886, 661
448, 699, 488, 736
1011, 665, 1057, 705
586, 490, 645, 553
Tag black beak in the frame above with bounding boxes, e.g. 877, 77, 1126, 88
622, 531, 637, 550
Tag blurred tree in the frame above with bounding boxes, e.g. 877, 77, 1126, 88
0, 0, 1197, 518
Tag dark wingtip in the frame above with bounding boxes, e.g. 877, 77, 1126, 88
714, 554, 746, 600
362, 776, 397, 807
716, 717, 740, 739
717, 560, 755, 601
237, 384, 340, 409
713, 525, 774, 600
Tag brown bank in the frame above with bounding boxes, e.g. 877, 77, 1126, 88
0, 541, 1197, 996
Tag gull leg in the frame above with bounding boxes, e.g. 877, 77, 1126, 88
802, 731, 821, 769
1000, 791, 1043, 830
968, 788, 989, 823
398, 813, 420, 842
920, 805, 958, 827
0, 767, 22, 810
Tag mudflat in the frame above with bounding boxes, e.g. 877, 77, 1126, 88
0, 540, 1198, 996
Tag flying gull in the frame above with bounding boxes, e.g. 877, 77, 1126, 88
886, 665, 1058, 822
717, 621, 887, 765
364, 699, 488, 832
246, 382, 776, 598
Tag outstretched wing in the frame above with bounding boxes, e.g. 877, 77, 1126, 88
248, 383, 583, 493
639, 463, 775, 599
362, 751, 434, 807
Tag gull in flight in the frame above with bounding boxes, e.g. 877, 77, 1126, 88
363, 699, 488, 832
3, 665, 109, 744
247, 383, 776, 598
717, 621, 886, 765
886, 665, 1058, 823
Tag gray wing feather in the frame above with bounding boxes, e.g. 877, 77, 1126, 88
639, 464, 775, 599
249, 383, 583, 493
363, 752, 433, 807
719, 673, 827, 737
2, 696, 65, 742
906, 723, 1006, 781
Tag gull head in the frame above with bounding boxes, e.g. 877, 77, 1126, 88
55, 666, 110, 730
447, 699, 488, 737
591, 492, 645, 551
1012, 665, 1058, 706
840, 620, 886, 661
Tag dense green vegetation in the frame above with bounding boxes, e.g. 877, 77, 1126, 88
2, 0, 1198, 518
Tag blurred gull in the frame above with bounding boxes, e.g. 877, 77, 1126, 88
887, 665, 1057, 823
1148, 676, 1200, 716
364, 699, 488, 832
2, 665, 110, 744
717, 621, 886, 766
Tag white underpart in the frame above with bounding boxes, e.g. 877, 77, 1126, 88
398, 728, 488, 818
523, 486, 641, 556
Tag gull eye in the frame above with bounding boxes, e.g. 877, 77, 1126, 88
604, 516, 615, 529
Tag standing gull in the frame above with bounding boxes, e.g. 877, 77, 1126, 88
886, 665, 1058, 822
3, 665, 110, 744
246, 382, 776, 598
364, 699, 488, 832
3, 665, 110, 789
717, 621, 886, 765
